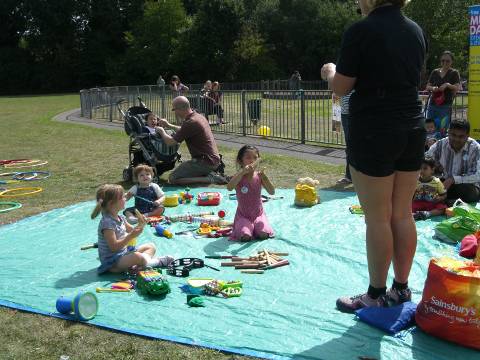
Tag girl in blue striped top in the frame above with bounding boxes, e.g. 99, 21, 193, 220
91, 184, 173, 274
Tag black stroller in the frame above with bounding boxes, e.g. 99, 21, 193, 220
118, 98, 181, 182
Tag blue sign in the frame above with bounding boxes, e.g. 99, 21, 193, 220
471, 5, 480, 46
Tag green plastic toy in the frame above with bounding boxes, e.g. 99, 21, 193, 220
187, 294, 205, 307
349, 205, 364, 215
136, 269, 170, 296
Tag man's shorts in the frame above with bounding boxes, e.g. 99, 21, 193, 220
347, 126, 426, 177
168, 159, 217, 182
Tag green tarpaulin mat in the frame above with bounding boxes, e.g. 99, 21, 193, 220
0, 188, 478, 359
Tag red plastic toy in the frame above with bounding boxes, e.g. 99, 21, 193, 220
197, 192, 221, 206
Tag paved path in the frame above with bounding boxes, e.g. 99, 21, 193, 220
54, 109, 346, 166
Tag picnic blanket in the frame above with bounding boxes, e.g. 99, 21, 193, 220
0, 188, 478, 359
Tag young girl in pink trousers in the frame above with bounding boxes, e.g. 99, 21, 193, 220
227, 145, 275, 241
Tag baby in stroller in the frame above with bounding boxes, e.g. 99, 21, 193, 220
144, 112, 159, 134
120, 99, 181, 183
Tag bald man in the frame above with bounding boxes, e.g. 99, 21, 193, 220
156, 96, 227, 185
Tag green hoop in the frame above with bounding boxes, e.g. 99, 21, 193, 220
0, 201, 22, 213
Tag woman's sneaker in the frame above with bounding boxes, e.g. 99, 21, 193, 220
336, 293, 387, 313
386, 287, 412, 306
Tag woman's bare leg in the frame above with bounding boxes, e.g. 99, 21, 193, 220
391, 170, 419, 283
350, 166, 395, 288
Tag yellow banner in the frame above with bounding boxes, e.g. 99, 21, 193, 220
469, 6, 480, 139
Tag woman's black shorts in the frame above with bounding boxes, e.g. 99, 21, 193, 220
347, 126, 426, 177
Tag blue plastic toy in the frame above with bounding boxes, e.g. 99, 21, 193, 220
56, 291, 98, 321
155, 224, 173, 238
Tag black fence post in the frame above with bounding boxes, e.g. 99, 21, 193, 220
161, 85, 166, 118
300, 89, 305, 144
241, 90, 246, 136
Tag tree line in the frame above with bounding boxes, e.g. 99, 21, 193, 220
0, 0, 476, 94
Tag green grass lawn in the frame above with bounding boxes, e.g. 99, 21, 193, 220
0, 94, 344, 359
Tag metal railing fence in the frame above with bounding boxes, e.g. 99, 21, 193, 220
80, 85, 469, 147
184, 80, 329, 91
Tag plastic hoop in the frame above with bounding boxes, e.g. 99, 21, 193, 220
0, 180, 20, 185
12, 171, 50, 181
0, 201, 22, 213
4, 160, 48, 168
0, 187, 43, 197
0, 159, 30, 165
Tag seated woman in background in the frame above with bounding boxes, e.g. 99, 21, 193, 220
169, 75, 189, 93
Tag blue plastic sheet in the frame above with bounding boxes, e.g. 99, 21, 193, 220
0, 188, 478, 359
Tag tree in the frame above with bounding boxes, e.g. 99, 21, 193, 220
18, 0, 87, 91
255, 0, 357, 79
405, 0, 477, 77
231, 24, 281, 80
0, 0, 32, 94
108, 0, 188, 85
170, 0, 245, 82
78, 0, 144, 88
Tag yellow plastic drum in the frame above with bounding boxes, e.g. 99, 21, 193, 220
164, 194, 179, 207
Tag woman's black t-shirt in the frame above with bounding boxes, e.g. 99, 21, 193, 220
336, 5, 427, 130
427, 68, 461, 105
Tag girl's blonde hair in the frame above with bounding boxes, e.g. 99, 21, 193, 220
91, 184, 124, 219
133, 164, 155, 182
364, 0, 410, 10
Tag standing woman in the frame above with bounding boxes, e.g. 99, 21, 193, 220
425, 51, 461, 137
321, 0, 427, 312
210, 82, 225, 124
